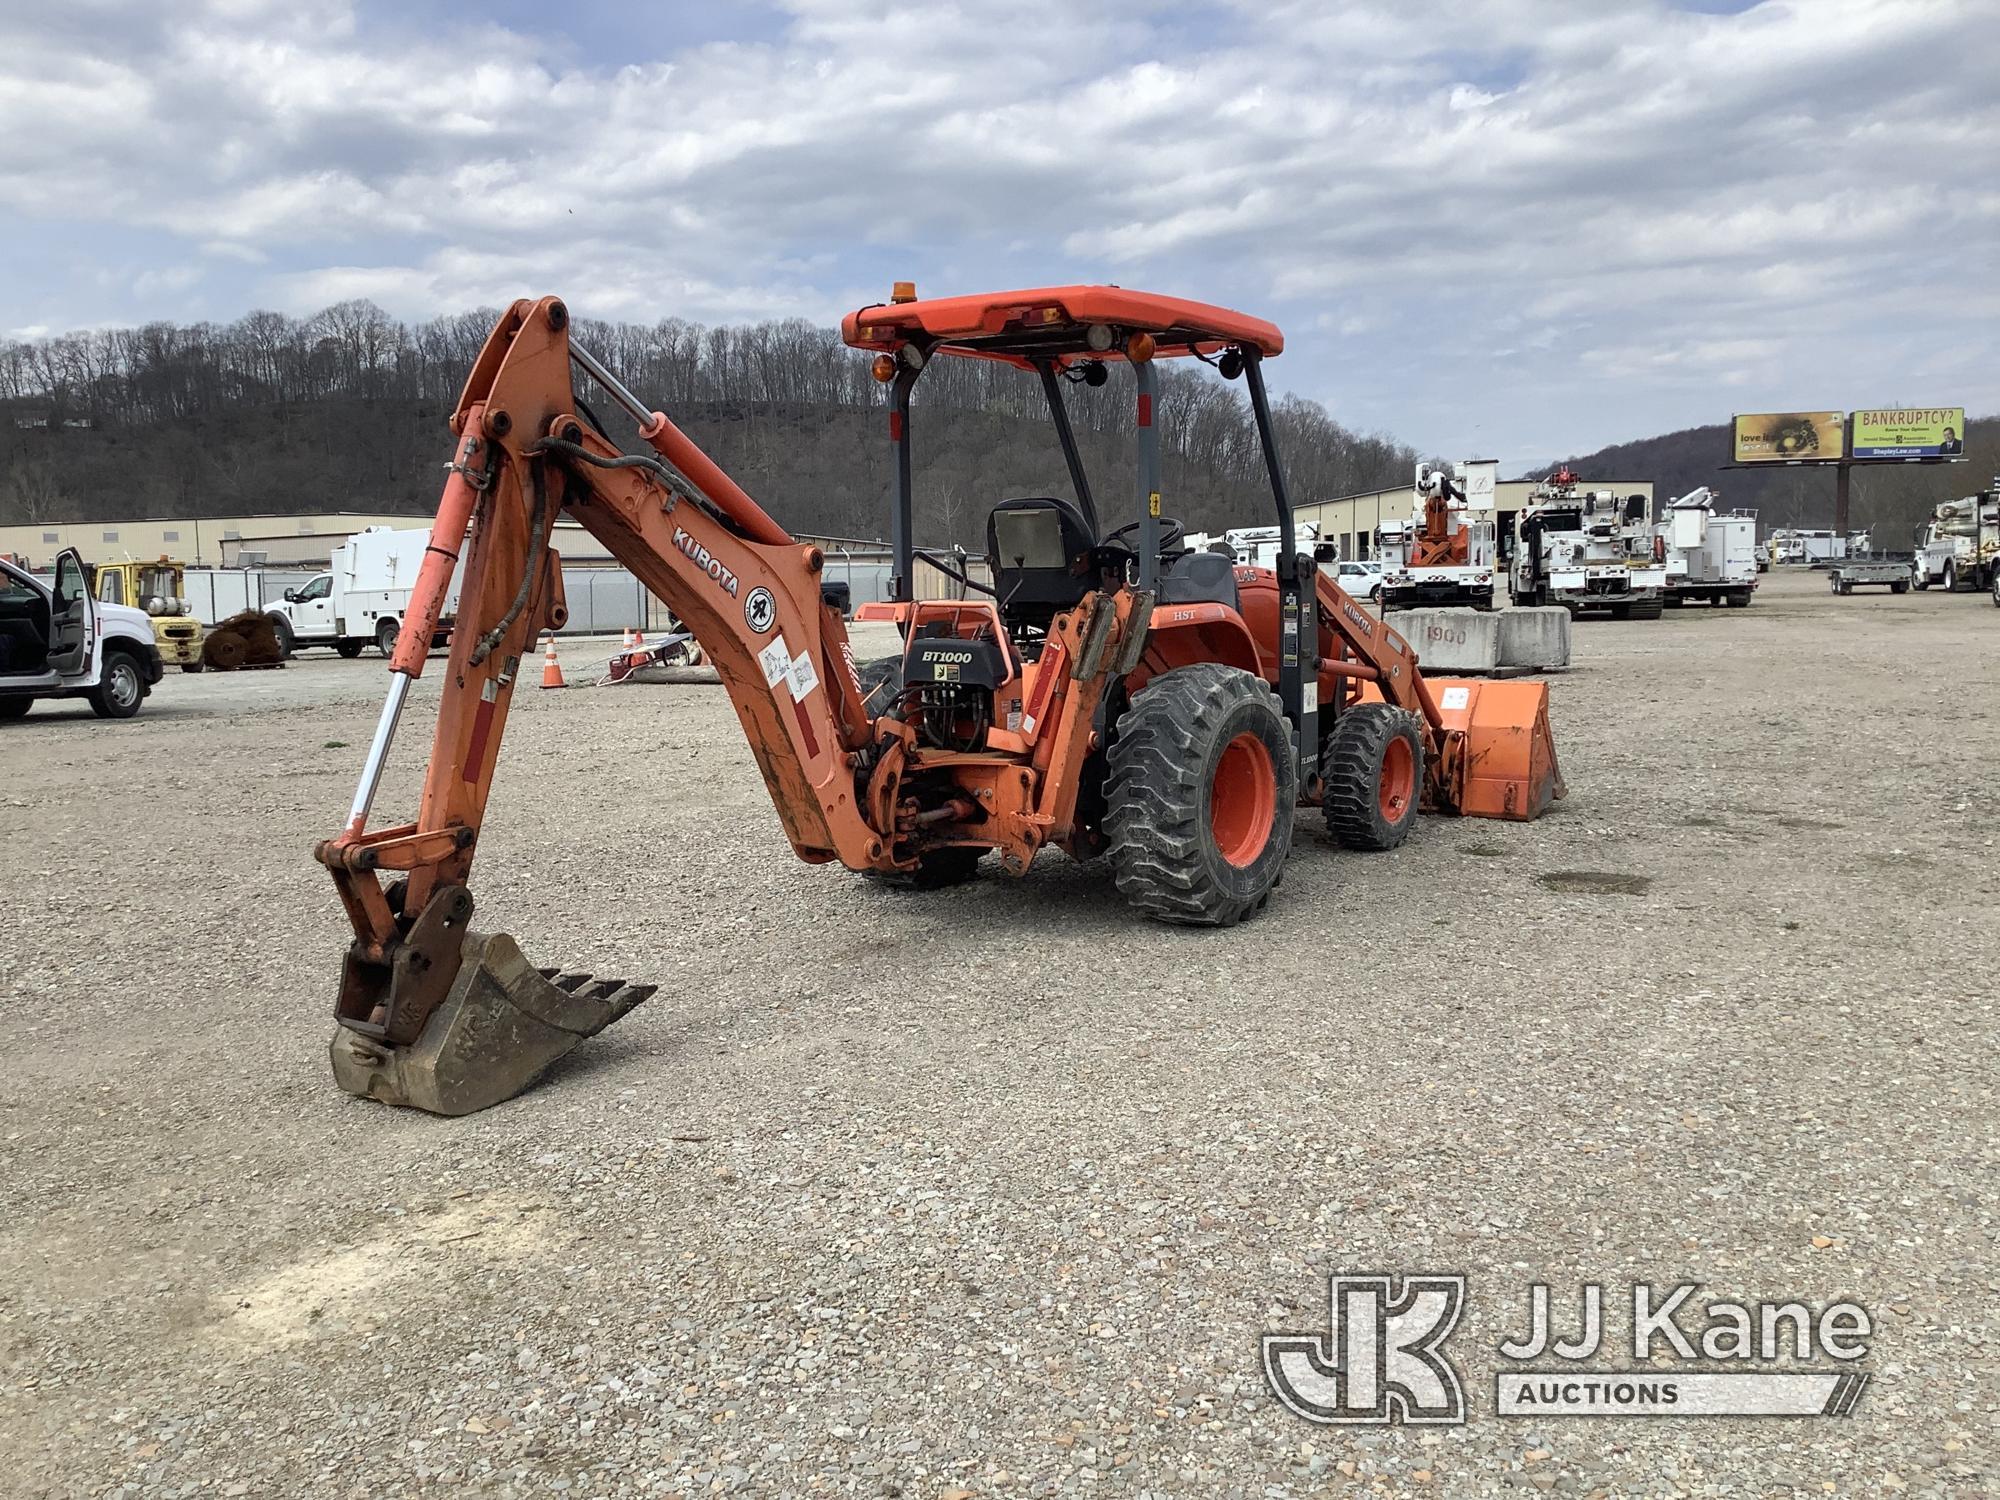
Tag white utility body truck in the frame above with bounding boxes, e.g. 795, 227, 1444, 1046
1509, 469, 1666, 618
1659, 489, 1758, 608
1376, 459, 1498, 611
266, 524, 464, 658
1912, 492, 1998, 596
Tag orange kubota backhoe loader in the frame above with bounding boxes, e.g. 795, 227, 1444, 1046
317, 288, 1563, 1115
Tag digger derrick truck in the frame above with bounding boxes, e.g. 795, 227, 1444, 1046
1510, 468, 1665, 618
316, 289, 1565, 1116
1912, 491, 1999, 597
1377, 459, 1498, 611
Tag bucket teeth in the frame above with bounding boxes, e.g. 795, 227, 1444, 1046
537, 967, 653, 1014
331, 931, 652, 1116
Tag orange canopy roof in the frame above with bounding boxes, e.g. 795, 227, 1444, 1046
840, 285, 1284, 368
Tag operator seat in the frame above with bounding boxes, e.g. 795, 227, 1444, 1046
987, 496, 1096, 634
1155, 548, 1240, 611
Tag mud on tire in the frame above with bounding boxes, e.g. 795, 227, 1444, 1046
1104, 663, 1295, 927
1321, 702, 1424, 851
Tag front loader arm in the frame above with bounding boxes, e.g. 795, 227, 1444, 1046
315, 297, 891, 1109
1311, 571, 1563, 821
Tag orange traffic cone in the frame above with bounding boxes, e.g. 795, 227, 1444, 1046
540, 634, 566, 689
621, 626, 637, 651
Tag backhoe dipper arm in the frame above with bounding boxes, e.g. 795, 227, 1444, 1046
316, 297, 884, 1062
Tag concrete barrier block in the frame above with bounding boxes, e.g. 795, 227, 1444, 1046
1399, 608, 1501, 672
1497, 607, 1572, 670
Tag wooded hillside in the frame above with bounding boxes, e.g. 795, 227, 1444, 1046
0, 302, 1420, 546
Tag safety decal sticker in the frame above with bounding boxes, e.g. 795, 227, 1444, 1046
744, 586, 777, 634
786, 651, 820, 700
1441, 685, 1471, 711
759, 636, 791, 689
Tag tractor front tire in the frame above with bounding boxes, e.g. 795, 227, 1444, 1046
1104, 664, 1295, 927
1321, 703, 1424, 851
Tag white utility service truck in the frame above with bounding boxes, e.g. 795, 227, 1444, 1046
1376, 459, 1499, 611
1185, 522, 1321, 570
266, 524, 464, 658
1509, 469, 1666, 618
1659, 489, 1758, 608
1912, 491, 1998, 596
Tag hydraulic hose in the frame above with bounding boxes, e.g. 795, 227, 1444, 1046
468, 459, 551, 667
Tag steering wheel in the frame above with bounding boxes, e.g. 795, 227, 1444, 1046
1100, 516, 1187, 556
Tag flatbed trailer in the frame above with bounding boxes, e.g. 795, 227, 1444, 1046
1824, 555, 1914, 595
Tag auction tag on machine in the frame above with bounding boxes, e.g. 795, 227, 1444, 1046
759, 635, 791, 689
1441, 685, 1471, 711
787, 651, 820, 700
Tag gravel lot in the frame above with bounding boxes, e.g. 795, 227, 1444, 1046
2, 568, 1995, 1499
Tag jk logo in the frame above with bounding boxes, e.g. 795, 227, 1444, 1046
1262, 1274, 1467, 1425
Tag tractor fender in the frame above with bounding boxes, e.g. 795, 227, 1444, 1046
1129, 603, 1263, 691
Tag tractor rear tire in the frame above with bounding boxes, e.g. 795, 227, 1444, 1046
1321, 703, 1424, 851
1104, 663, 1295, 927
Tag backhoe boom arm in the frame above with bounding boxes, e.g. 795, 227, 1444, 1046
317, 297, 884, 1056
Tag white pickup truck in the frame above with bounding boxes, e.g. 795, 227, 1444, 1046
0, 548, 165, 720
265, 524, 463, 658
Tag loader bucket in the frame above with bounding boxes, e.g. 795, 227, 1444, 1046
328, 930, 653, 1116
1424, 677, 1566, 821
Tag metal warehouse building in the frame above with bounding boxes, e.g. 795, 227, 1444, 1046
1294, 478, 1655, 561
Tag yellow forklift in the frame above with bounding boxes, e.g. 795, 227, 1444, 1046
91, 557, 206, 672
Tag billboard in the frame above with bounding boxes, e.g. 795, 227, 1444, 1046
1851, 407, 1966, 459
1732, 411, 1845, 464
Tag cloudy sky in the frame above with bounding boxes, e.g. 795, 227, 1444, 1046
2, 0, 1993, 466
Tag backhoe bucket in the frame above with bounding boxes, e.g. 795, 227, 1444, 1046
1424, 677, 1566, 821
329, 931, 653, 1116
